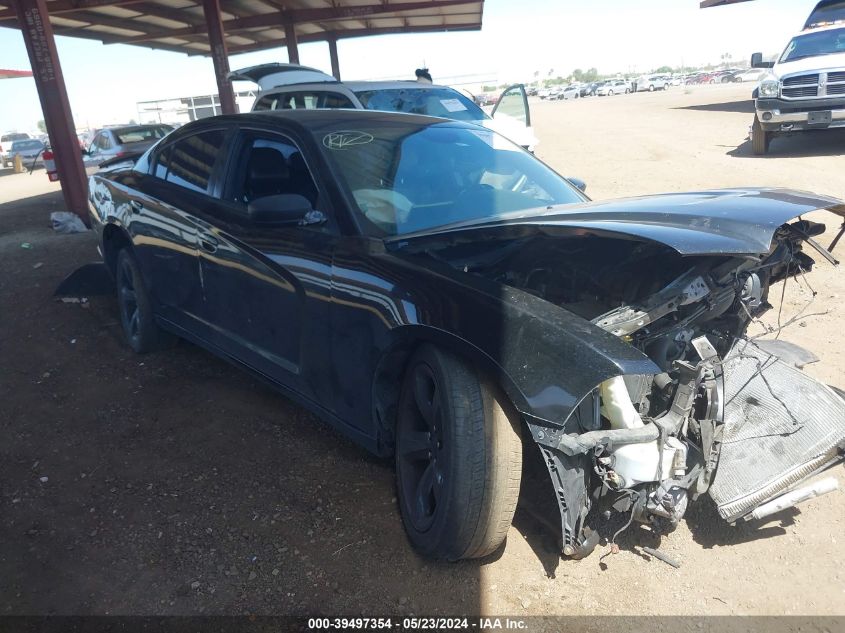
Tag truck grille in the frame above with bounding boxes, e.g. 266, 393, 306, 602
782, 74, 819, 86
781, 71, 845, 99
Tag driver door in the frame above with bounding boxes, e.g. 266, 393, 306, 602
191, 128, 336, 404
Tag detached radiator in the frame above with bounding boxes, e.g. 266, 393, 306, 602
708, 340, 845, 522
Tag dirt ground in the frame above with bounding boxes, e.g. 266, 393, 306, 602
1, 83, 844, 617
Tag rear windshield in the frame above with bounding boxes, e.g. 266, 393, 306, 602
11, 140, 43, 151
2, 133, 29, 143
254, 91, 355, 111
353, 87, 488, 122
112, 125, 172, 144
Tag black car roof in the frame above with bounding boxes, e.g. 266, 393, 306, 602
177, 108, 457, 137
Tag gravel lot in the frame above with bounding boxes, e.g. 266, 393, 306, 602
1, 83, 843, 617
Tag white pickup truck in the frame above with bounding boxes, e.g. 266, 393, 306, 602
750, 1, 845, 155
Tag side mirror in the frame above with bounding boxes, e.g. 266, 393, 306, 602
751, 52, 775, 69
247, 193, 316, 226
568, 177, 587, 193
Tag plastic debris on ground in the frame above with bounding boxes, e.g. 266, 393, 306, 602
50, 212, 88, 234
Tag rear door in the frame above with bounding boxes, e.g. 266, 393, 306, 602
130, 127, 233, 333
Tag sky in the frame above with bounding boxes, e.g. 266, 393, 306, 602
0, 0, 823, 132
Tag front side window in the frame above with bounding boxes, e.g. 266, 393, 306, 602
96, 133, 112, 150
162, 129, 226, 194
354, 87, 488, 122
230, 135, 319, 210
315, 121, 584, 236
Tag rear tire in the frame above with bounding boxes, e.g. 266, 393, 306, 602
116, 249, 175, 353
648, 84, 655, 92
395, 345, 522, 560
751, 116, 771, 156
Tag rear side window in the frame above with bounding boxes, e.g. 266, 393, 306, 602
160, 130, 226, 194
254, 91, 355, 111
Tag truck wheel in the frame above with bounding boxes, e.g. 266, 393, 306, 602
751, 116, 771, 156
395, 345, 522, 560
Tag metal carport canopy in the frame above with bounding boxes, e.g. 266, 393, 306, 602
0, 0, 483, 224
0, 1, 483, 58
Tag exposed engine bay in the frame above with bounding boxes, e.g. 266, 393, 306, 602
428, 217, 845, 559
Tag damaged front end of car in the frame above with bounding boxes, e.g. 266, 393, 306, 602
394, 188, 845, 558
524, 214, 845, 557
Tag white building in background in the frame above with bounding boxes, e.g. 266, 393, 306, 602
136, 90, 257, 124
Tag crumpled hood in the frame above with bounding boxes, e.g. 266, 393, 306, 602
388, 188, 845, 256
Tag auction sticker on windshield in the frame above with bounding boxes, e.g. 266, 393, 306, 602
440, 98, 468, 112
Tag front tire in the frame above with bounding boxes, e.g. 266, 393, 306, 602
751, 115, 771, 156
116, 249, 175, 353
395, 345, 522, 560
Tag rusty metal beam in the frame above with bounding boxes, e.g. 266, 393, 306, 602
327, 35, 340, 80
700, 0, 754, 6
115, 0, 478, 44
284, 21, 299, 64
15, 0, 89, 224
202, 0, 236, 114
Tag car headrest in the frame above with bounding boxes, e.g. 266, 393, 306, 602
248, 147, 288, 182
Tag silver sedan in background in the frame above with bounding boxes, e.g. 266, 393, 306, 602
86, 124, 173, 166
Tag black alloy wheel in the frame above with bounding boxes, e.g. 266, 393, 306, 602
395, 345, 523, 560
116, 249, 174, 353
397, 361, 446, 532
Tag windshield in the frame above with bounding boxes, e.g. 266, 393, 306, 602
780, 27, 845, 62
112, 125, 173, 144
353, 87, 488, 122
316, 121, 584, 236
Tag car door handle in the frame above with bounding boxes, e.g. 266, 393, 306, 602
198, 234, 219, 254
129, 199, 143, 213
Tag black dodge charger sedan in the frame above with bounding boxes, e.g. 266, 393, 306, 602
88, 109, 845, 560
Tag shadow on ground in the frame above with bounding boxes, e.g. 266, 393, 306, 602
728, 128, 845, 158
0, 195, 489, 615
674, 100, 755, 115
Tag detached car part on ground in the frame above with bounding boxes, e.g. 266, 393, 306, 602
86, 110, 845, 561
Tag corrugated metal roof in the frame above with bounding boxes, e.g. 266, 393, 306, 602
0, 0, 484, 57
